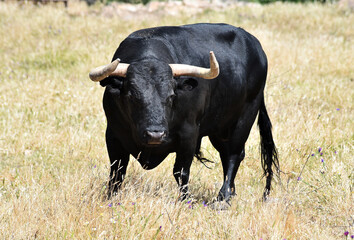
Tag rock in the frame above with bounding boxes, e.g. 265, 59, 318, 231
338, 0, 354, 10
99, 0, 244, 19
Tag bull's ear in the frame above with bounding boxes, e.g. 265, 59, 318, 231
177, 78, 198, 91
100, 77, 123, 89
99, 78, 110, 87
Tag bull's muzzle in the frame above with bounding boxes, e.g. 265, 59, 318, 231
145, 130, 166, 145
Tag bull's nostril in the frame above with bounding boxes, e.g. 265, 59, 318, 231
146, 131, 166, 144
147, 131, 165, 139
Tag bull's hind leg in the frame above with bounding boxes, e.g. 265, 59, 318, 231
209, 137, 245, 202
210, 99, 262, 203
106, 127, 130, 197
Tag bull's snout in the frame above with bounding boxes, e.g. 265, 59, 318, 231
145, 130, 166, 145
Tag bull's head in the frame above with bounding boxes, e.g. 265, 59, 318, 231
89, 52, 219, 146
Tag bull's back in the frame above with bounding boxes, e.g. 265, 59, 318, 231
129, 24, 265, 64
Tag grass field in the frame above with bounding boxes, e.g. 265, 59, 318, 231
0, 1, 353, 239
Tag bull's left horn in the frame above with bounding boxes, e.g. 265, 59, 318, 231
89, 59, 129, 82
169, 51, 219, 79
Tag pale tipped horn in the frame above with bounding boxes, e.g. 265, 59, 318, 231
169, 51, 219, 79
89, 59, 130, 82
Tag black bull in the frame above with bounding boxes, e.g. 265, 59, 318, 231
89, 23, 279, 202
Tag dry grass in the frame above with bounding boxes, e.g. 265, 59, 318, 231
0, 1, 353, 239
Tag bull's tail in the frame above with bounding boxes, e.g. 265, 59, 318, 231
195, 151, 214, 169
258, 96, 279, 200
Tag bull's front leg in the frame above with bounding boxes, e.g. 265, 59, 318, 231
173, 152, 194, 200
173, 127, 198, 200
106, 127, 129, 197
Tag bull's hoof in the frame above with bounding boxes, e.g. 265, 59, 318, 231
178, 192, 191, 202
106, 183, 120, 200
209, 200, 231, 211
105, 190, 117, 200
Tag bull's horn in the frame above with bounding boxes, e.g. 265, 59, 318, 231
89, 59, 129, 82
169, 51, 219, 79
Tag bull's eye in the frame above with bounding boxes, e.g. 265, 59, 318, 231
124, 91, 134, 101
124, 90, 142, 105
125, 91, 131, 98
166, 94, 176, 105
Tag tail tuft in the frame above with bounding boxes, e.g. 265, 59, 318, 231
258, 97, 279, 198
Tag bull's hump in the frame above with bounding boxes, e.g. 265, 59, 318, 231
130, 26, 182, 39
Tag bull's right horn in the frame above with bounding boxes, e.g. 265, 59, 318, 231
89, 59, 129, 82
169, 51, 219, 79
